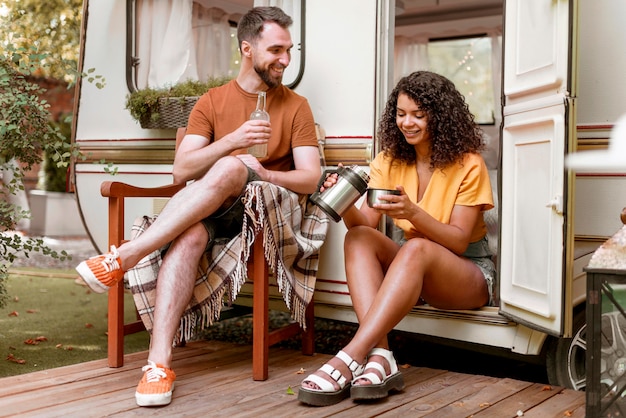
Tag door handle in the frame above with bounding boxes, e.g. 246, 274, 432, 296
546, 195, 563, 215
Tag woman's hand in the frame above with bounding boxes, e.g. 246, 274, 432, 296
369, 186, 417, 220
318, 163, 343, 192
319, 171, 338, 192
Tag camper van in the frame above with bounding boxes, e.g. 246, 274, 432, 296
72, 0, 626, 391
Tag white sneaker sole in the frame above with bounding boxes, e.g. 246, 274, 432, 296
75, 262, 109, 294
135, 383, 174, 407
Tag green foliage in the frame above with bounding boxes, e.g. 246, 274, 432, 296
38, 114, 72, 192
0, 56, 54, 171
0, 51, 72, 307
0, 2, 104, 308
97, 159, 119, 176
0, 0, 84, 81
125, 77, 231, 123
0, 234, 70, 266
0, 46, 82, 190
0, 235, 71, 309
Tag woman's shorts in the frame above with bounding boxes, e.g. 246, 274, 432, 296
463, 237, 496, 306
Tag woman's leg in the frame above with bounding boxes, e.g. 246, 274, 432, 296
344, 226, 400, 350
344, 236, 489, 386
301, 234, 489, 392
300, 226, 400, 391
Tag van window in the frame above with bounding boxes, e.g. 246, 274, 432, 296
128, 0, 303, 91
395, 34, 501, 125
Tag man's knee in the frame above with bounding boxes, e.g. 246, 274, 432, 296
169, 223, 210, 257
205, 156, 249, 185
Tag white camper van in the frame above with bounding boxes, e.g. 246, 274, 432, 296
72, 0, 626, 390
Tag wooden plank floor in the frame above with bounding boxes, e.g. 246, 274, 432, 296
0, 340, 586, 417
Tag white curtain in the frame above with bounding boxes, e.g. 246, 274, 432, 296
192, 4, 232, 81
393, 32, 502, 98
254, 0, 294, 17
136, 0, 233, 89
393, 35, 429, 84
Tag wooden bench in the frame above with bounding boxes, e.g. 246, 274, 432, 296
101, 127, 315, 380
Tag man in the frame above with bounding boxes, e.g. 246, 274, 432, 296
76, 7, 320, 407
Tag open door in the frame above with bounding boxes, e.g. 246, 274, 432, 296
499, 0, 576, 336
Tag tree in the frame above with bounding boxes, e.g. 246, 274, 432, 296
0, 0, 103, 308
0, 0, 83, 80
0, 44, 74, 308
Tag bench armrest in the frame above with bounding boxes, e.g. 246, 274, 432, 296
100, 181, 185, 199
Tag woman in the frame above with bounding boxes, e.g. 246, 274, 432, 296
298, 71, 495, 406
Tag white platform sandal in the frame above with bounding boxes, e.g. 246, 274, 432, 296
298, 350, 364, 406
350, 347, 405, 400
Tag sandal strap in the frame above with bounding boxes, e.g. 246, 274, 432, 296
321, 363, 348, 388
302, 351, 364, 391
303, 370, 339, 391
368, 348, 399, 375
336, 350, 364, 376
352, 348, 399, 386
363, 361, 386, 377
357, 371, 384, 385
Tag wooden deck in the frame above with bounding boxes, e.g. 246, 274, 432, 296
0, 340, 585, 417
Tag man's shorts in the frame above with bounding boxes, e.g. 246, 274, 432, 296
199, 165, 261, 251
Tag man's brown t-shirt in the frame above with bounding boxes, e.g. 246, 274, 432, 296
186, 79, 318, 172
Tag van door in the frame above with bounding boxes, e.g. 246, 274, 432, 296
499, 0, 576, 337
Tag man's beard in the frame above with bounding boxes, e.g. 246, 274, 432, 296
254, 64, 283, 89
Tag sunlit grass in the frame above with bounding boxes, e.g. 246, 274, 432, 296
0, 271, 149, 377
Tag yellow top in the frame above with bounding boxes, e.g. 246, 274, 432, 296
369, 151, 494, 242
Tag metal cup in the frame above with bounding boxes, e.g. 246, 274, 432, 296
366, 188, 400, 207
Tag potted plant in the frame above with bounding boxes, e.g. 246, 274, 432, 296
125, 77, 231, 129
28, 114, 87, 237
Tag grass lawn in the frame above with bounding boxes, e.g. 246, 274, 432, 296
0, 268, 150, 377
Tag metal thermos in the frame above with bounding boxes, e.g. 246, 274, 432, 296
310, 165, 370, 222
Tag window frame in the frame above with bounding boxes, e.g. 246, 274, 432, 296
125, 0, 306, 93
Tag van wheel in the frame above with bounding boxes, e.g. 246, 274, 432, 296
545, 309, 587, 390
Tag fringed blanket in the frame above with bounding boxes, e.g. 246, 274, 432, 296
125, 181, 330, 345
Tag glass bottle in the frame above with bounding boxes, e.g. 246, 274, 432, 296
248, 91, 270, 158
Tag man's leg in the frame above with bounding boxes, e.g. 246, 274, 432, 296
150, 223, 209, 366
134, 223, 208, 407
76, 156, 250, 293
117, 156, 249, 269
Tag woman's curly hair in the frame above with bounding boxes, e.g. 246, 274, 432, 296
378, 71, 484, 169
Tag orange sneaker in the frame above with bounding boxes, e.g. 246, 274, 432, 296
75, 245, 124, 293
135, 361, 176, 407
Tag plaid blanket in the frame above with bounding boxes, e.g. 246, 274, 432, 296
125, 181, 330, 345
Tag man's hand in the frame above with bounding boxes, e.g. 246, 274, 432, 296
230, 120, 271, 150
237, 154, 267, 179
